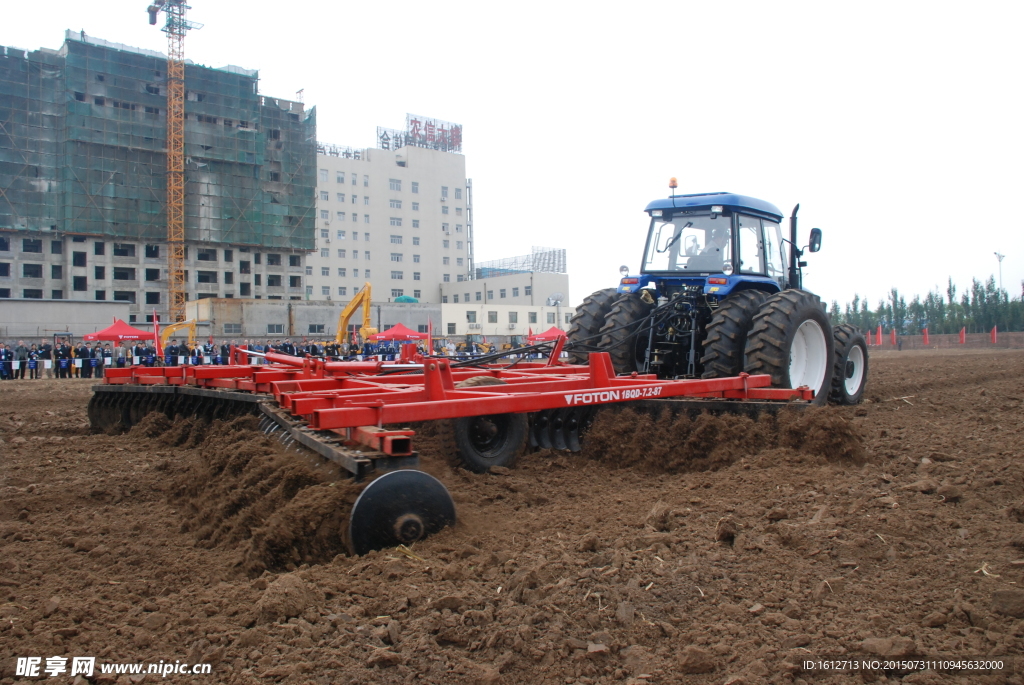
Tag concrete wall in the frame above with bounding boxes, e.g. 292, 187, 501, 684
0, 299, 129, 339
440, 271, 571, 307
440, 303, 572, 337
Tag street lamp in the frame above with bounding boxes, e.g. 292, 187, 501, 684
994, 252, 1005, 292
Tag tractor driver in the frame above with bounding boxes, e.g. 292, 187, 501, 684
687, 227, 729, 271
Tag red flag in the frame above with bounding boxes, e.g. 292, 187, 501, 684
959, 327, 965, 344
890, 328, 896, 346
528, 326, 534, 337
426, 317, 433, 354
991, 326, 998, 344
876, 324, 882, 346
922, 327, 929, 346
153, 310, 163, 356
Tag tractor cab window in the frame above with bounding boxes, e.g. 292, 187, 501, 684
738, 215, 764, 275
643, 213, 731, 273
762, 220, 787, 285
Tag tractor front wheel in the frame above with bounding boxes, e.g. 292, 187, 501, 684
451, 376, 528, 472
744, 290, 834, 406
700, 289, 768, 378
829, 324, 868, 405
566, 288, 621, 365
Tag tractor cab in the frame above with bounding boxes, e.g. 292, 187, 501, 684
635, 192, 794, 296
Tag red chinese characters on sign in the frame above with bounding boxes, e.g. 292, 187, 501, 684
402, 113, 462, 153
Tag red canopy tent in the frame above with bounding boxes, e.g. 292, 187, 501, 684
368, 323, 428, 341
527, 326, 567, 342
83, 318, 155, 343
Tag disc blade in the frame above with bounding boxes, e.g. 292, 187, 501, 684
348, 470, 456, 556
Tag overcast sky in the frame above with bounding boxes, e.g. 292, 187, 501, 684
5, 1, 1023, 309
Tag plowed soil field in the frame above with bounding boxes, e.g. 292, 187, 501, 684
2, 349, 1024, 685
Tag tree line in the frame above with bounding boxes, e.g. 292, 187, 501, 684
829, 277, 1024, 334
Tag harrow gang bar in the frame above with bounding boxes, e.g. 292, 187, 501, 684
100, 350, 813, 432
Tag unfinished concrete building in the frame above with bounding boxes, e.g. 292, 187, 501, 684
0, 32, 316, 323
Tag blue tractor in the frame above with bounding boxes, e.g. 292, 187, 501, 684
566, 185, 868, 405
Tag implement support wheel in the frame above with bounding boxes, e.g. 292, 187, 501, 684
829, 324, 868, 405
452, 376, 528, 472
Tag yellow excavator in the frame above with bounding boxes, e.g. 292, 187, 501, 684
159, 320, 197, 349
335, 282, 378, 344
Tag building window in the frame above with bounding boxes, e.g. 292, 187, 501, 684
72, 252, 87, 267
389, 179, 401, 191
289, 275, 302, 288
255, 274, 262, 285
412, 202, 419, 211
23, 289, 43, 299
50, 240, 62, 255
113, 243, 136, 257
309, 323, 326, 334
389, 199, 402, 209
364, 251, 370, 260
22, 238, 42, 253
145, 292, 160, 305
319, 169, 328, 182
391, 289, 404, 298
268, 323, 284, 334
411, 181, 419, 193
390, 235, 403, 244
321, 267, 330, 276
306, 266, 313, 275
413, 254, 420, 263
487, 290, 494, 299
337, 211, 345, 221
94, 290, 105, 300
364, 214, 370, 223
456, 241, 463, 250
475, 292, 482, 301
144, 244, 159, 259
453, 295, 459, 303
442, 206, 449, 215
321, 248, 329, 258
51, 264, 63, 279
337, 268, 346, 277
338, 286, 347, 296
412, 237, 420, 246
363, 175, 369, 187
255, 253, 261, 264
352, 175, 357, 186
240, 260, 251, 274
441, 186, 449, 198
509, 311, 518, 323
529, 312, 537, 324
0, 237, 8, 251
224, 249, 233, 262
337, 229, 346, 239
0, 263, 8, 277
457, 275, 464, 282
565, 313, 571, 324
547, 312, 556, 324
512, 287, 519, 297
240, 282, 251, 296
267, 275, 281, 286
412, 220, 420, 228
455, 188, 462, 199
320, 191, 329, 201
91, 241, 104, 256
456, 224, 463, 232
321, 286, 330, 296
266, 253, 282, 266
414, 290, 421, 298
222, 323, 242, 335
413, 272, 420, 280
305, 285, 313, 295
466, 311, 477, 323
443, 257, 450, 265
197, 271, 217, 283
22, 263, 43, 278
320, 229, 329, 238
197, 249, 216, 262
443, 274, 450, 282
289, 255, 302, 267
320, 210, 329, 220
337, 172, 345, 184
487, 311, 498, 324
338, 249, 346, 258
390, 217, 402, 226
443, 240, 450, 248
524, 285, 532, 296
72, 275, 87, 291
456, 208, 463, 216
50, 290, 63, 299
391, 271, 403, 280
144, 268, 159, 281
364, 269, 370, 277
352, 213, 358, 222
113, 267, 136, 280
391, 253, 403, 262
500, 289, 506, 298
225, 272, 234, 284
113, 291, 136, 303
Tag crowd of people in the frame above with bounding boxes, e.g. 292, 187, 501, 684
0, 336, 548, 380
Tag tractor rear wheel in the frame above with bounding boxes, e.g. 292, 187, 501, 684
829, 324, 868, 405
700, 289, 768, 378
451, 376, 528, 472
596, 293, 655, 375
567, 288, 621, 365
744, 289, 834, 406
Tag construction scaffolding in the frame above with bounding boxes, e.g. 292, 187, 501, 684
0, 32, 316, 250
474, 246, 567, 279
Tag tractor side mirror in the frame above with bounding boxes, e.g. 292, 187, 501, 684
808, 228, 822, 252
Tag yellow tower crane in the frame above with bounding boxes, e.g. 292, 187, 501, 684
147, 1, 202, 322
